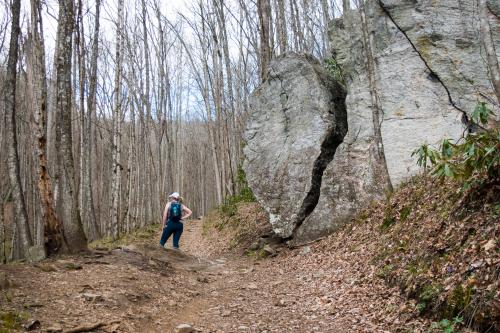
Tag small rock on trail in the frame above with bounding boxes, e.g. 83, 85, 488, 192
175, 323, 195, 333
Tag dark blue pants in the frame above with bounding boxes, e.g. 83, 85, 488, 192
160, 221, 183, 248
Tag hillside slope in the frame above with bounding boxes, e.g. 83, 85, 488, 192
202, 176, 498, 332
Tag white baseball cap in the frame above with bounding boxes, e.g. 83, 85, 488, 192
169, 192, 180, 199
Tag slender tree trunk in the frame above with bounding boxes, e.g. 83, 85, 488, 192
5, 0, 34, 257
10, 224, 21, 261
257, 0, 272, 82
86, 0, 101, 239
111, 0, 124, 240
276, 0, 288, 53
214, 0, 237, 195
55, 0, 88, 252
290, 0, 304, 51
478, 0, 500, 105
358, 0, 393, 192
125, 97, 136, 233
29, 0, 66, 255
302, 0, 313, 51
343, 0, 350, 14
320, 0, 331, 54
199, 3, 223, 204
0, 190, 10, 263
76, 0, 89, 240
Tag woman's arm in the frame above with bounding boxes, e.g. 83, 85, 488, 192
182, 205, 192, 220
162, 202, 170, 226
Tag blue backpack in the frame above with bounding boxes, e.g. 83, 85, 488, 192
169, 202, 182, 222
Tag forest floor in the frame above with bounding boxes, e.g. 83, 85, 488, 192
3, 176, 496, 333
2, 217, 435, 333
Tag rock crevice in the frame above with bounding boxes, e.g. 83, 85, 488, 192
243, 52, 347, 239
291, 92, 347, 237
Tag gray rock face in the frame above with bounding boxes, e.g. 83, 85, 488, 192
379, 0, 500, 118
243, 53, 347, 238
244, 0, 499, 242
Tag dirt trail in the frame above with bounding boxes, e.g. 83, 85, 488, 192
1, 219, 429, 333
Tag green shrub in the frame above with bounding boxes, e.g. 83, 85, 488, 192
445, 285, 473, 318
412, 102, 499, 190
380, 196, 396, 230
0, 311, 27, 332
380, 216, 395, 230
417, 283, 443, 313
324, 57, 345, 84
430, 316, 463, 333
219, 167, 255, 217
400, 206, 412, 222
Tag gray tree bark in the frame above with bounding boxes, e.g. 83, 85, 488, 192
479, 0, 500, 105
257, 0, 272, 82
85, 0, 101, 240
276, 0, 288, 53
110, 0, 124, 240
55, 0, 88, 252
5, 0, 34, 257
358, 0, 393, 193
29, 0, 65, 255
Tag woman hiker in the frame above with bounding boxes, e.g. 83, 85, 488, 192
160, 192, 192, 249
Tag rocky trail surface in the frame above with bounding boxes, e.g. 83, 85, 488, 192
1, 219, 433, 333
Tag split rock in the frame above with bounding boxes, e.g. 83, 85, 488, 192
243, 52, 347, 239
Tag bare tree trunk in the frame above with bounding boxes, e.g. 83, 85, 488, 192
290, 0, 304, 51
343, 0, 350, 14
55, 0, 88, 252
0, 190, 10, 263
257, 0, 272, 82
302, 0, 313, 51
110, 0, 124, 240
358, 0, 393, 192
5, 0, 33, 257
124, 96, 136, 233
276, 0, 288, 54
320, 0, 331, 54
478, 0, 500, 105
29, 0, 65, 255
10, 224, 21, 261
86, 0, 101, 239
152, 0, 171, 213
199, 2, 223, 204
76, 0, 89, 240
214, 0, 237, 195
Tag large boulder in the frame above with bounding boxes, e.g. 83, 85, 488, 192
296, 1, 469, 242
244, 0, 498, 243
243, 53, 347, 238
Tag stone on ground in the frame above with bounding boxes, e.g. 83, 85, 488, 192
175, 323, 194, 333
